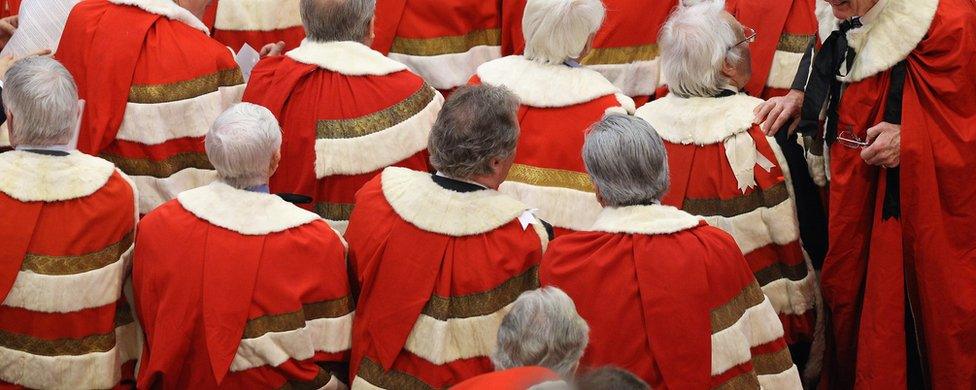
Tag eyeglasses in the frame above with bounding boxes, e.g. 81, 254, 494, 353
732, 26, 757, 48
837, 129, 870, 149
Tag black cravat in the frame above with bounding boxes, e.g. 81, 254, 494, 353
798, 17, 863, 143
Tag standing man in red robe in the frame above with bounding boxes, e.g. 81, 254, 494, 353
542, 114, 801, 388
0, 57, 139, 389
244, 0, 441, 232
346, 85, 550, 389
57, 0, 244, 214
133, 103, 353, 389
760, 0, 976, 387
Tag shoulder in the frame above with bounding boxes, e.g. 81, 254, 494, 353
477, 55, 626, 109
636, 94, 762, 145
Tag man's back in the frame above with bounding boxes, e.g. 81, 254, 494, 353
0, 150, 139, 389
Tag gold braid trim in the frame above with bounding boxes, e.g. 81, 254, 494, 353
242, 296, 354, 340
714, 369, 761, 389
421, 266, 539, 321
776, 34, 815, 54
754, 260, 809, 286
581, 43, 660, 66
505, 164, 595, 193
100, 152, 213, 179
22, 232, 133, 275
710, 282, 766, 334
753, 346, 795, 376
681, 182, 790, 218
315, 202, 355, 221
390, 29, 500, 56
316, 84, 435, 139
357, 357, 433, 390
0, 329, 115, 356
128, 68, 244, 104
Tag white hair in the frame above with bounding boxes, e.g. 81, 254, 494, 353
659, 0, 746, 98
492, 287, 589, 377
300, 0, 375, 42
205, 103, 282, 189
584, 114, 669, 206
522, 0, 605, 64
3, 57, 79, 147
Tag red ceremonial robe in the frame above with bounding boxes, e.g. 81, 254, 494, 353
500, 0, 678, 105
371, 0, 502, 94
813, 0, 976, 387
542, 204, 801, 388
244, 39, 441, 232
0, 0, 18, 18
346, 167, 549, 389
133, 181, 353, 389
56, 0, 244, 213
203, 0, 305, 52
451, 367, 563, 390
0, 150, 139, 389
637, 93, 817, 345
470, 56, 635, 235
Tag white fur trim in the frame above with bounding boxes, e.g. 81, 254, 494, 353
403, 303, 512, 365
326, 220, 350, 236
766, 50, 804, 90
0, 122, 8, 147
389, 45, 501, 91
314, 90, 443, 177
287, 40, 409, 76
476, 56, 622, 108
701, 198, 800, 256
819, 0, 937, 82
0, 151, 115, 202
636, 93, 763, 145
231, 312, 354, 372
116, 85, 243, 145
762, 271, 816, 316
806, 151, 827, 187
590, 205, 702, 235
108, 0, 209, 33
0, 323, 137, 389
614, 93, 637, 114
759, 364, 802, 389
498, 181, 602, 232
131, 167, 217, 213
177, 181, 320, 235
214, 0, 301, 32
588, 59, 660, 97
711, 296, 785, 376
381, 167, 530, 237
351, 376, 382, 389
2, 246, 131, 313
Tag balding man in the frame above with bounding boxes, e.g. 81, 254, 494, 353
244, 0, 442, 232
133, 103, 353, 389
0, 57, 139, 389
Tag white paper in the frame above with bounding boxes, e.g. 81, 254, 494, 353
235, 43, 261, 82
0, 0, 79, 58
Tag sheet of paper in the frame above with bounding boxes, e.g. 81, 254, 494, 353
235, 43, 261, 82
0, 0, 80, 58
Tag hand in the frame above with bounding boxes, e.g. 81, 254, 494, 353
260, 41, 285, 57
0, 15, 17, 49
0, 49, 54, 81
860, 122, 901, 168
754, 89, 804, 136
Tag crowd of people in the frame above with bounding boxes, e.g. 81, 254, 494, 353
0, 0, 974, 389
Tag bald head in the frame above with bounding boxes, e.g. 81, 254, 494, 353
300, 0, 376, 43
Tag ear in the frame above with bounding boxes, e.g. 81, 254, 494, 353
720, 58, 736, 79
269, 149, 282, 176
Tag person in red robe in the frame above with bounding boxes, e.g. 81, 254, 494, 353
780, 0, 976, 387
56, 0, 244, 214
244, 0, 442, 232
0, 57, 139, 389
346, 85, 550, 389
470, 0, 634, 236
133, 103, 352, 389
452, 367, 564, 390
371, 0, 501, 95
636, 1, 818, 376
501, 0, 678, 106
203, 0, 305, 52
542, 114, 801, 388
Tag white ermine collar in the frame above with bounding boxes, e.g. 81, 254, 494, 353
476, 55, 631, 110
635, 93, 762, 145
0, 150, 116, 202
816, 0, 937, 82
381, 167, 530, 237
287, 40, 409, 76
109, 0, 209, 33
177, 181, 320, 235
590, 204, 703, 235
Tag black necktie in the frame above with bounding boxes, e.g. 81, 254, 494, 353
798, 17, 863, 143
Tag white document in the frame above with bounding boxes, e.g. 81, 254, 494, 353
0, 0, 79, 58
235, 43, 261, 82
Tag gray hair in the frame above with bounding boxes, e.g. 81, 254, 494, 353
493, 287, 589, 377
205, 103, 282, 189
659, 0, 746, 98
428, 85, 519, 180
583, 114, 669, 206
522, 0, 605, 64
300, 0, 375, 43
3, 57, 79, 147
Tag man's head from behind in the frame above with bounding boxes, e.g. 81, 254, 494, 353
3, 56, 79, 148
428, 84, 520, 189
576, 367, 650, 390
206, 103, 282, 189
492, 287, 590, 378
583, 114, 670, 207
522, 0, 605, 64
300, 0, 376, 44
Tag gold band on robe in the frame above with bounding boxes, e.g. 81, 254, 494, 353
100, 152, 213, 178
681, 182, 790, 218
506, 164, 595, 193
582, 43, 660, 66
22, 232, 133, 275
715, 370, 762, 390
709, 282, 766, 334
390, 29, 500, 56
0, 328, 116, 356
316, 85, 435, 140
315, 202, 355, 221
421, 266, 539, 321
753, 347, 795, 376
129, 68, 245, 104
776, 34, 815, 53
357, 357, 434, 390
754, 260, 809, 286
242, 296, 354, 340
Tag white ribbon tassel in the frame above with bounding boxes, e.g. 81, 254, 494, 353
724, 133, 776, 193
